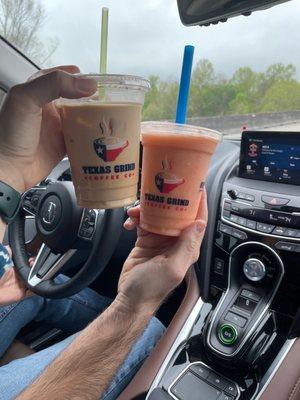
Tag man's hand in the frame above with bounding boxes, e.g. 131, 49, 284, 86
0, 65, 97, 192
118, 191, 208, 315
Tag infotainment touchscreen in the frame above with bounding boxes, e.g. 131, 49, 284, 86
239, 131, 300, 185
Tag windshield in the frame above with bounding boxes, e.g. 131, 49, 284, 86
1, 0, 300, 138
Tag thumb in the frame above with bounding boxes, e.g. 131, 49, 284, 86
11, 70, 98, 108
169, 219, 207, 268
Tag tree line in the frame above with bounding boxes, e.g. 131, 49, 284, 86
142, 60, 300, 120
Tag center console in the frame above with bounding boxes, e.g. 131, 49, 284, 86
146, 131, 300, 400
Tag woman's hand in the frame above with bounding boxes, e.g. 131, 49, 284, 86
0, 267, 28, 306
0, 66, 97, 192
0, 246, 35, 307
117, 191, 208, 315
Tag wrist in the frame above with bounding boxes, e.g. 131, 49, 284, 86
0, 159, 25, 193
114, 292, 158, 319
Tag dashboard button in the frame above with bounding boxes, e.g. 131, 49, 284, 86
273, 226, 288, 236
218, 324, 238, 346
236, 192, 246, 200
245, 194, 255, 202
224, 201, 232, 211
207, 372, 228, 390
275, 242, 296, 252
234, 296, 258, 315
237, 217, 247, 226
257, 222, 275, 233
285, 228, 298, 237
261, 196, 290, 206
231, 204, 241, 213
225, 311, 247, 328
231, 229, 248, 240
230, 214, 239, 223
214, 258, 225, 276
189, 364, 210, 380
246, 220, 257, 230
219, 223, 233, 235
224, 383, 238, 397
223, 210, 231, 218
241, 289, 261, 302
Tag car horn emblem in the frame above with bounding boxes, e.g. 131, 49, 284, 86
93, 118, 129, 162
42, 201, 57, 225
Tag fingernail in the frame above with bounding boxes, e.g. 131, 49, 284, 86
195, 219, 206, 233
75, 78, 97, 93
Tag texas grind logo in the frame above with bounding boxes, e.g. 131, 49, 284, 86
145, 156, 189, 209
82, 118, 135, 179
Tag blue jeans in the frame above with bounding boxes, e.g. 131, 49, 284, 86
0, 276, 165, 400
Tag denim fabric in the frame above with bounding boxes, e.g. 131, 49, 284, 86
0, 275, 165, 399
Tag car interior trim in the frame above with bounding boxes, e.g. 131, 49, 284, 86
221, 198, 300, 242
28, 244, 77, 286
145, 296, 205, 399
167, 361, 241, 400
253, 338, 296, 399
206, 241, 285, 358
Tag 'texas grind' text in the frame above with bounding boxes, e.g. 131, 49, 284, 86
82, 163, 135, 175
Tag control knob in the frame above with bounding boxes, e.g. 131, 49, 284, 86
227, 189, 238, 200
243, 258, 266, 282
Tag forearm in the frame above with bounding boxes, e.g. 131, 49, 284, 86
17, 298, 153, 400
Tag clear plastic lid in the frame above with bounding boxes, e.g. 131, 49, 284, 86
141, 121, 222, 141
57, 74, 150, 106
87, 74, 150, 92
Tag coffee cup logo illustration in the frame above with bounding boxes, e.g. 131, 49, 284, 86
93, 118, 129, 162
155, 156, 184, 194
248, 143, 258, 157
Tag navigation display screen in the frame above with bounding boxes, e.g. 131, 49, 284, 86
239, 131, 300, 185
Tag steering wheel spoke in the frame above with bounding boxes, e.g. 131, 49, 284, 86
22, 186, 46, 216
28, 243, 76, 287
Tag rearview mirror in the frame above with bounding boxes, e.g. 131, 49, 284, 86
177, 0, 291, 26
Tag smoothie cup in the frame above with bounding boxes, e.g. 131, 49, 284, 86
140, 122, 221, 236
57, 74, 150, 209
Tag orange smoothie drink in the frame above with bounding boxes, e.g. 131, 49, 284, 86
140, 122, 221, 236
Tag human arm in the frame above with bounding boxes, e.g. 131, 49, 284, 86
0, 66, 97, 305
17, 194, 207, 400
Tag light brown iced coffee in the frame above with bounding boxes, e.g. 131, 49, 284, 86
57, 74, 150, 209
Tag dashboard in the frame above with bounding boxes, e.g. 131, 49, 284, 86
147, 130, 300, 400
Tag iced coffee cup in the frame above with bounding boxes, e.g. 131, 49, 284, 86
140, 122, 222, 236
57, 74, 150, 209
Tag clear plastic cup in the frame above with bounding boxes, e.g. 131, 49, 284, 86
140, 121, 222, 236
57, 74, 150, 209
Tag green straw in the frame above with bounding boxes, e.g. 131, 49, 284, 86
100, 7, 109, 74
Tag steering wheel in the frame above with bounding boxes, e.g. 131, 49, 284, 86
8, 180, 125, 299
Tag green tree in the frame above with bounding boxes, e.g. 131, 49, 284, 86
142, 61, 300, 121
143, 76, 179, 121
261, 80, 300, 112
0, 0, 58, 65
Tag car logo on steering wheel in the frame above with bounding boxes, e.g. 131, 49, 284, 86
42, 201, 57, 225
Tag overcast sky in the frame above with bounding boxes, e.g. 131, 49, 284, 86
40, 0, 300, 81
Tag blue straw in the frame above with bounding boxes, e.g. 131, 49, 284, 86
175, 45, 195, 124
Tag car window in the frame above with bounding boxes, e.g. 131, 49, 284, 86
1, 0, 300, 138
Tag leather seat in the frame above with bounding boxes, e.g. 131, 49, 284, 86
0, 340, 34, 366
